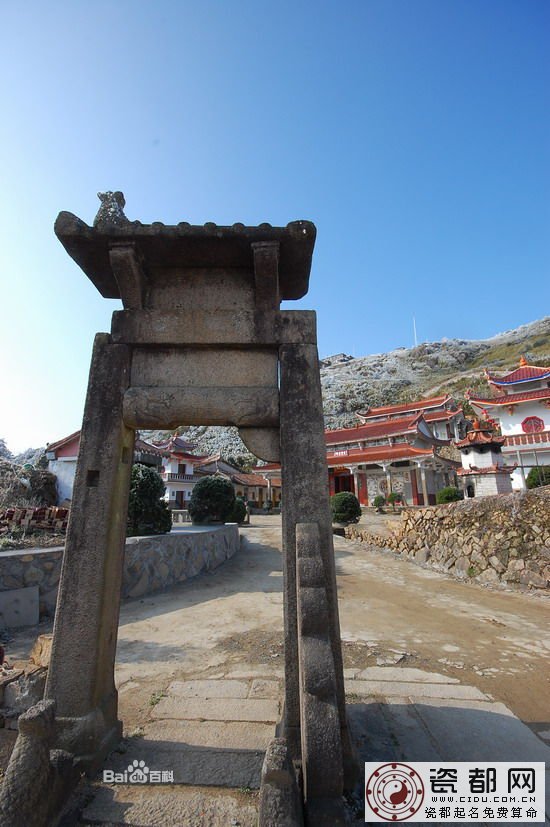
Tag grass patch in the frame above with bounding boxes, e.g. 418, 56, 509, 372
149, 690, 167, 707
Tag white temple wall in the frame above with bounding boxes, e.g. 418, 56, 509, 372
495, 402, 549, 436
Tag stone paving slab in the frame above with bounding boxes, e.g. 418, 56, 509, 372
82, 785, 258, 826
414, 697, 550, 762
349, 695, 550, 825
140, 719, 275, 750
223, 666, 284, 679
249, 678, 279, 699
104, 741, 264, 788
167, 679, 249, 699
345, 679, 487, 700
151, 696, 280, 723
355, 666, 460, 683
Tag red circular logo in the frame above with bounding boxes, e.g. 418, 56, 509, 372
366, 762, 425, 821
522, 416, 544, 434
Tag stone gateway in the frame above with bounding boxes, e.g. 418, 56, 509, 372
1, 193, 356, 826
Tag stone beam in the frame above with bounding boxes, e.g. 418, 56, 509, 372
111, 309, 317, 346
123, 386, 279, 429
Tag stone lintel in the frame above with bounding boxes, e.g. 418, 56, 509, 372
123, 386, 279, 429
111, 309, 317, 345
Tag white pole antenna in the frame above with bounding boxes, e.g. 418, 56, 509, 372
413, 316, 418, 347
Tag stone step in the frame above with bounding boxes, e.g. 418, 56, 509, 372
151, 695, 280, 723
81, 784, 259, 826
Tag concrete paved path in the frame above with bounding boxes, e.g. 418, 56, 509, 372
7, 516, 550, 824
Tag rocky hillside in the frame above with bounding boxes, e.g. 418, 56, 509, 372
320, 316, 550, 429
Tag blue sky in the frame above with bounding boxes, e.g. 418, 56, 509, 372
1, 1, 548, 453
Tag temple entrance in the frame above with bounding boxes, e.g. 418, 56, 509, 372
6, 193, 356, 827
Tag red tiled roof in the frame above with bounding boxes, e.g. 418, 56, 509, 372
46, 430, 81, 454
486, 365, 550, 386
326, 444, 436, 466
455, 428, 505, 449
423, 409, 462, 423
457, 464, 516, 476
469, 388, 550, 408
135, 438, 165, 456
152, 435, 197, 454
357, 395, 451, 420
325, 414, 433, 445
231, 472, 268, 487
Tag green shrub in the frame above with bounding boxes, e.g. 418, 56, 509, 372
331, 491, 361, 524
373, 495, 386, 511
189, 476, 235, 524
526, 467, 550, 489
436, 486, 463, 504
127, 464, 172, 536
387, 491, 403, 509
229, 497, 247, 524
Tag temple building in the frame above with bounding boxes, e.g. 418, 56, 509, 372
467, 358, 550, 490
455, 421, 515, 498
47, 430, 163, 504
152, 434, 281, 509
258, 395, 468, 506
47, 430, 280, 508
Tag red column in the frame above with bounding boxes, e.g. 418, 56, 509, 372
357, 472, 368, 505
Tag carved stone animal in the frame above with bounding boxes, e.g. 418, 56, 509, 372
0, 699, 55, 827
93, 190, 128, 227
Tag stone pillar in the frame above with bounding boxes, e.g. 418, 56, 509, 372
45, 334, 134, 767
279, 342, 355, 785
351, 468, 359, 498
379, 463, 393, 498
418, 463, 429, 506
516, 452, 527, 490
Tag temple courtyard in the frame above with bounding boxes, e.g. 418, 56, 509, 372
5, 515, 550, 824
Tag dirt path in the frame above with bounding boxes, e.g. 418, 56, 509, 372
334, 531, 550, 735
6, 515, 549, 742
104, 515, 549, 744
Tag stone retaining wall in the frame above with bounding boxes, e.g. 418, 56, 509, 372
0, 525, 240, 621
345, 487, 550, 590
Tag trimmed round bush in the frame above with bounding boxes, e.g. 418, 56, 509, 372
229, 496, 247, 524
189, 476, 236, 524
127, 464, 172, 536
526, 467, 550, 489
331, 491, 361, 524
436, 486, 463, 504
387, 491, 403, 506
